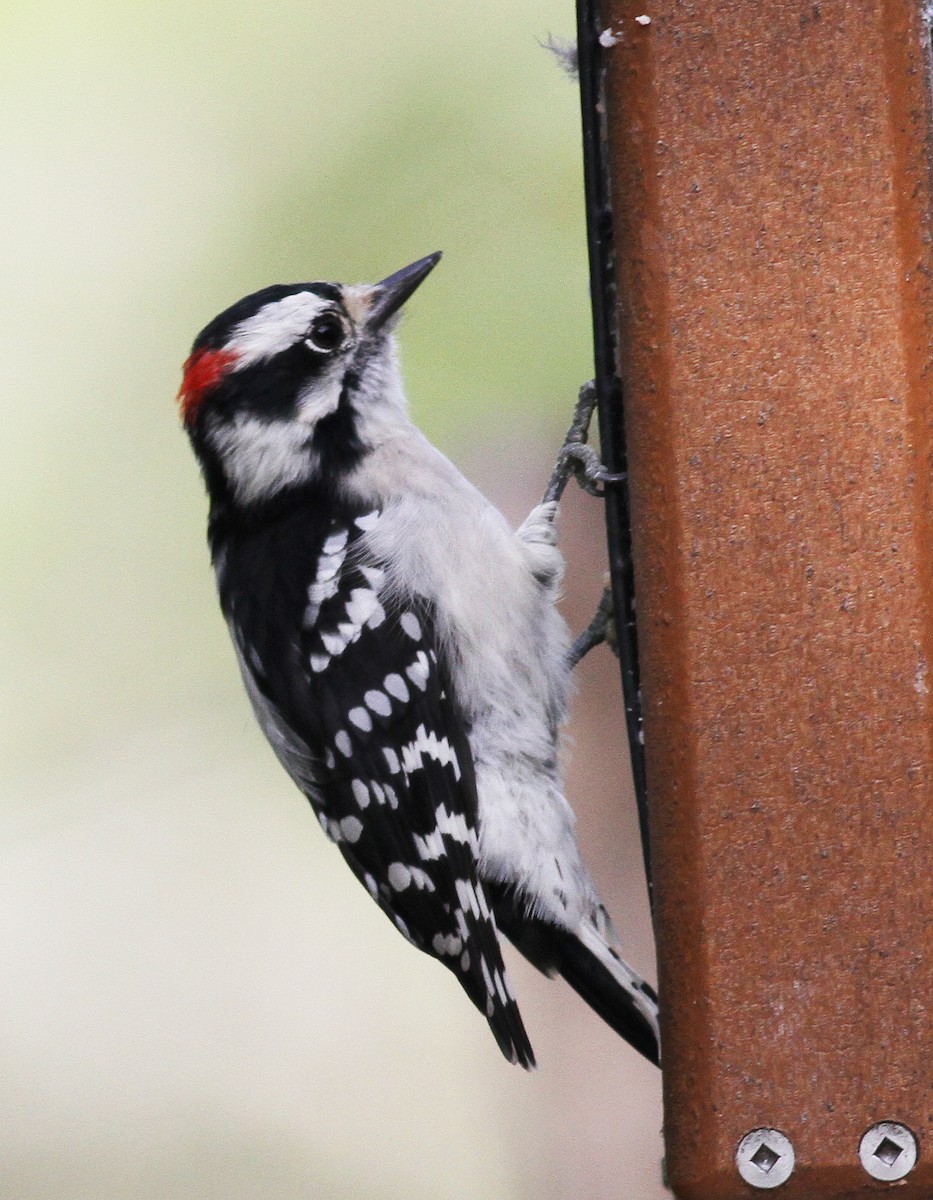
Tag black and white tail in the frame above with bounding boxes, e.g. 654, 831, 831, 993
489, 887, 660, 1066
549, 920, 660, 1065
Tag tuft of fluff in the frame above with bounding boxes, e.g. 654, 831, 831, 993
540, 33, 578, 79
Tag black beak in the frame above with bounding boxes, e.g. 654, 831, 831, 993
366, 252, 442, 332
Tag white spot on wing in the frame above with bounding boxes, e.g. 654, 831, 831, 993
399, 611, 422, 641
315, 553, 342, 582
345, 588, 378, 626
431, 932, 462, 956
406, 651, 431, 691
334, 730, 352, 757
323, 529, 348, 555
455, 877, 480, 919
348, 706, 372, 732
479, 960, 496, 1017
401, 725, 461, 780
435, 804, 473, 845
414, 829, 445, 860
321, 630, 347, 656
384, 673, 409, 702
364, 689, 392, 717
305, 577, 339, 628
387, 862, 411, 891
340, 816, 363, 843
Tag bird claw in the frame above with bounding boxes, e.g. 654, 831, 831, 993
568, 583, 617, 668
541, 384, 623, 666
558, 443, 626, 497
542, 381, 625, 504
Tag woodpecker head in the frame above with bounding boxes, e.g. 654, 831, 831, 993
179, 252, 441, 508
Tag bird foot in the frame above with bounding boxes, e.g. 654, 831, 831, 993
542, 382, 626, 505
568, 582, 618, 668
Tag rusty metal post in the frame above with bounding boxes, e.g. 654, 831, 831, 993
588, 1, 933, 1196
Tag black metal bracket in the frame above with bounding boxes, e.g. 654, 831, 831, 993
575, 0, 653, 911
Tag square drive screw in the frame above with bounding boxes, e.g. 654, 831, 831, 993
859, 1121, 918, 1182
736, 1128, 795, 1189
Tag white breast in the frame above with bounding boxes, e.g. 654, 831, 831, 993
342, 422, 595, 927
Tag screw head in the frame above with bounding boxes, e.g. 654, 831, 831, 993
859, 1121, 918, 1182
736, 1128, 795, 1189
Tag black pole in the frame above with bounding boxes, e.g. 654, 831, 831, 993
575, 0, 652, 910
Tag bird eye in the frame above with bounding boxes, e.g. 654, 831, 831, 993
306, 313, 346, 353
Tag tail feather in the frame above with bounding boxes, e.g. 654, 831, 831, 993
487, 883, 660, 1066
444, 919, 538, 1070
563, 923, 660, 1065
486, 995, 537, 1070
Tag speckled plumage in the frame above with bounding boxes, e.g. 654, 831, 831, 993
180, 255, 659, 1067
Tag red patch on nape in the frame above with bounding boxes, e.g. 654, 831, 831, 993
177, 347, 238, 424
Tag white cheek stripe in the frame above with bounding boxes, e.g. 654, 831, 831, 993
207, 413, 314, 506
227, 292, 331, 367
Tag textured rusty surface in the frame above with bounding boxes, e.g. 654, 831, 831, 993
601, 1, 933, 1196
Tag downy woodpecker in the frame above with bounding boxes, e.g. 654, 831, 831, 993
179, 253, 659, 1068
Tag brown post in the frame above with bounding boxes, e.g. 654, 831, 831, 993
598, 1, 933, 1196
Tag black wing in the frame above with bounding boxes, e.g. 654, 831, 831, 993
228, 508, 534, 1067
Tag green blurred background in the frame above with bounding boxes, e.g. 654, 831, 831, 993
1, 3, 664, 1197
